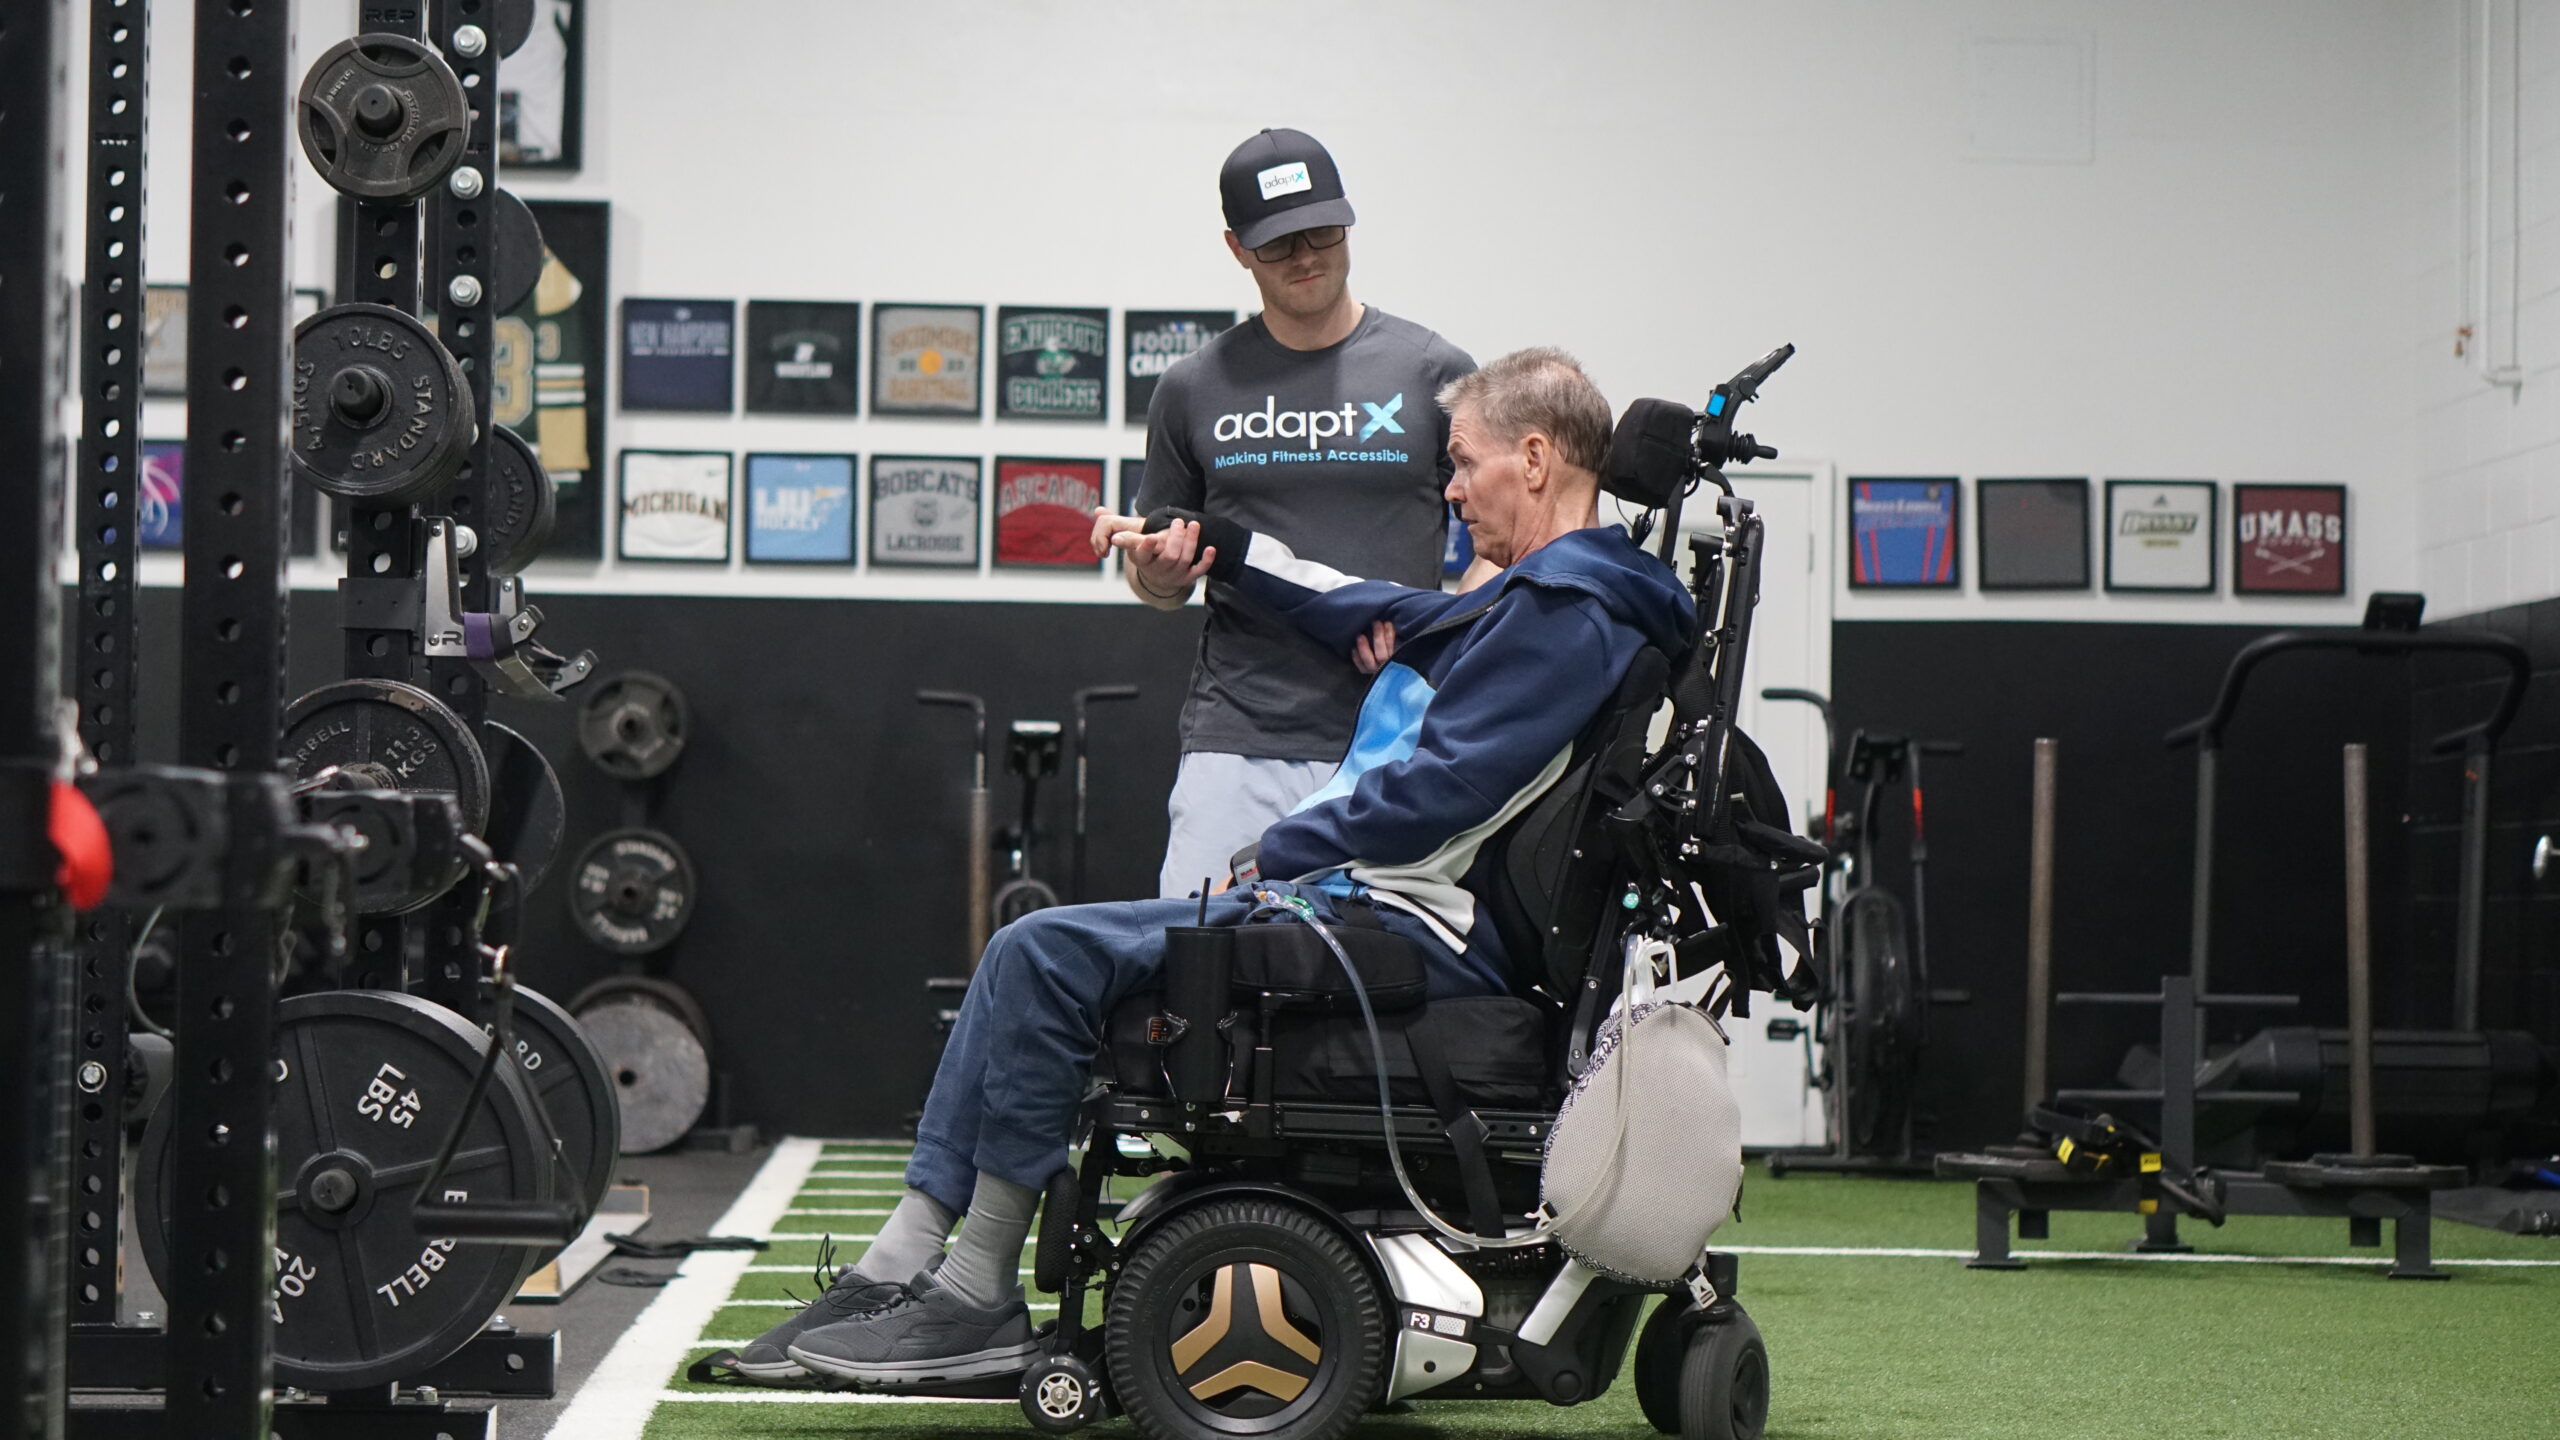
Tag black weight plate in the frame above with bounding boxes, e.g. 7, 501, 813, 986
488, 190, 547, 316
135, 990, 554, 1392
573, 998, 710, 1154
499, 986, 620, 1218
576, 671, 691, 780
301, 786, 462, 916
480, 721, 566, 893
566, 974, 712, 1048
568, 829, 697, 955
297, 35, 470, 201
285, 679, 493, 837
495, 0, 535, 57
478, 425, 556, 576
292, 304, 477, 505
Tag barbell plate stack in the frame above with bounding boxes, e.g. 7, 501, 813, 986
135, 991, 555, 1392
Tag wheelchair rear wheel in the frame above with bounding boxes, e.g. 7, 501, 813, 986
1105, 1197, 1384, 1440
1678, 1307, 1769, 1440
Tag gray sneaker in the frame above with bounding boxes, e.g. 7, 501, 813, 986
785, 1270, 1040, 1387
730, 1253, 907, 1381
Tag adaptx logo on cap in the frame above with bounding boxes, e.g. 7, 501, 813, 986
1220, 128, 1357, 251
1257, 162, 1312, 200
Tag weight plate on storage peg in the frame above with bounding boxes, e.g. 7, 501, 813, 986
499, 986, 621, 1220
478, 425, 557, 576
568, 828, 698, 955
480, 721, 566, 892
285, 679, 493, 837
488, 189, 548, 316
566, 974, 713, 1049
297, 34, 471, 200
572, 995, 711, 1154
292, 304, 477, 505
134, 990, 556, 1392
576, 671, 691, 780
495, 0, 536, 57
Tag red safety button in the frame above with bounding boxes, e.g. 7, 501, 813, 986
50, 780, 112, 912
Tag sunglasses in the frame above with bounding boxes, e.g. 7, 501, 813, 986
1250, 225, 1348, 263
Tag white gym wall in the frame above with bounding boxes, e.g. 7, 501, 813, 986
102, 0, 2517, 618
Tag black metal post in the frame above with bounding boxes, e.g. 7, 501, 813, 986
1, 1, 76, 1433
164, 0, 296, 1430
2453, 737, 2489, 1033
417, 0, 498, 1014
67, 0, 151, 1335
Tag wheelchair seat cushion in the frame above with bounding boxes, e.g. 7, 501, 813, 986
1265, 996, 1553, 1110
1228, 918, 1428, 1014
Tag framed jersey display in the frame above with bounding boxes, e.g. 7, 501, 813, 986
498, 0, 584, 171
618, 450, 732, 562
2233, 483, 2346, 595
869, 455, 982, 569
873, 304, 982, 417
995, 457, 1107, 569
1976, 478, 2089, 591
621, 298, 736, 413
487, 199, 609, 556
996, 307, 1109, 421
744, 453, 857, 564
1122, 310, 1234, 423
1847, 478, 1961, 589
2104, 480, 2216, 592
744, 300, 860, 416
143, 285, 187, 396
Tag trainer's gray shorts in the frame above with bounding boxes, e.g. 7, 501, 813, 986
1157, 752, 1338, 899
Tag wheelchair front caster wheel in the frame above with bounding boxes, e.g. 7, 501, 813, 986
1679, 1308, 1769, 1440
1021, 1353, 1109, 1433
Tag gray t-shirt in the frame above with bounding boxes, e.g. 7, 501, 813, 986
1135, 308, 1475, 760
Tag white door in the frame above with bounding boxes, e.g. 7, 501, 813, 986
1660, 469, 1833, 1150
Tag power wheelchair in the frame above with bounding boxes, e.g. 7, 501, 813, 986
1018, 347, 1825, 1440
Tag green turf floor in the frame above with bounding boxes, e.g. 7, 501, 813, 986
635, 1140, 2560, 1439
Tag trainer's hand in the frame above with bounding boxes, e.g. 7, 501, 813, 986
1111, 519, 1215, 596
1210, 873, 1234, 896
1089, 506, 1143, 558
1352, 620, 1398, 675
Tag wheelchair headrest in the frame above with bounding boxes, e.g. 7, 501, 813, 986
1601, 398, 1696, 510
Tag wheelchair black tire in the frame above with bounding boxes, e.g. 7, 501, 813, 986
1033, 1163, 1079, 1295
1679, 1308, 1769, 1440
1105, 1197, 1384, 1440
1633, 1296, 1689, 1434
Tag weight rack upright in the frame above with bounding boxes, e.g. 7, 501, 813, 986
2, 0, 78, 1433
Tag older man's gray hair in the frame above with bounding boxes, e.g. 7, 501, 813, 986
1436, 347, 1613, 477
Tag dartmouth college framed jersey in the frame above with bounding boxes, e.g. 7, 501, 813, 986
1134, 308, 1474, 761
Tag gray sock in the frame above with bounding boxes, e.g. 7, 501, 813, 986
853, 1188, 958, 1285
936, 1172, 1039, 1310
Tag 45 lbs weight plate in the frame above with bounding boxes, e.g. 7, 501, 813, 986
135, 990, 556, 1391
292, 304, 476, 506
497, 986, 620, 1219
285, 679, 492, 837
297, 35, 470, 201
569, 829, 697, 955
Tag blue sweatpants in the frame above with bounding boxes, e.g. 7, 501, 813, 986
905, 883, 1497, 1214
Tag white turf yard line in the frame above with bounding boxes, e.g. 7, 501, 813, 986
540, 1136, 825, 1440
1717, 1243, 2560, 1268
785, 1208, 895, 1217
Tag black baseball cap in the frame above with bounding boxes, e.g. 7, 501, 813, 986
1219, 128, 1357, 251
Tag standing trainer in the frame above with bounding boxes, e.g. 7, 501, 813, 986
1097, 128, 1475, 898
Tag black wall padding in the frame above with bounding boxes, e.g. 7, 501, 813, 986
119, 588, 1203, 1140
1831, 621, 2418, 1152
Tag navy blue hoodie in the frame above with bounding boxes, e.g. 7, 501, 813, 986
1196, 517, 1695, 991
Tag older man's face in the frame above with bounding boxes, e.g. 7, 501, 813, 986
1445, 406, 1532, 569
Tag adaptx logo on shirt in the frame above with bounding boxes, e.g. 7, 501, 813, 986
1212, 393, 1403, 444
1257, 161, 1312, 199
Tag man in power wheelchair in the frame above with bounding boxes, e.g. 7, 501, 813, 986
740, 344, 1821, 1440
